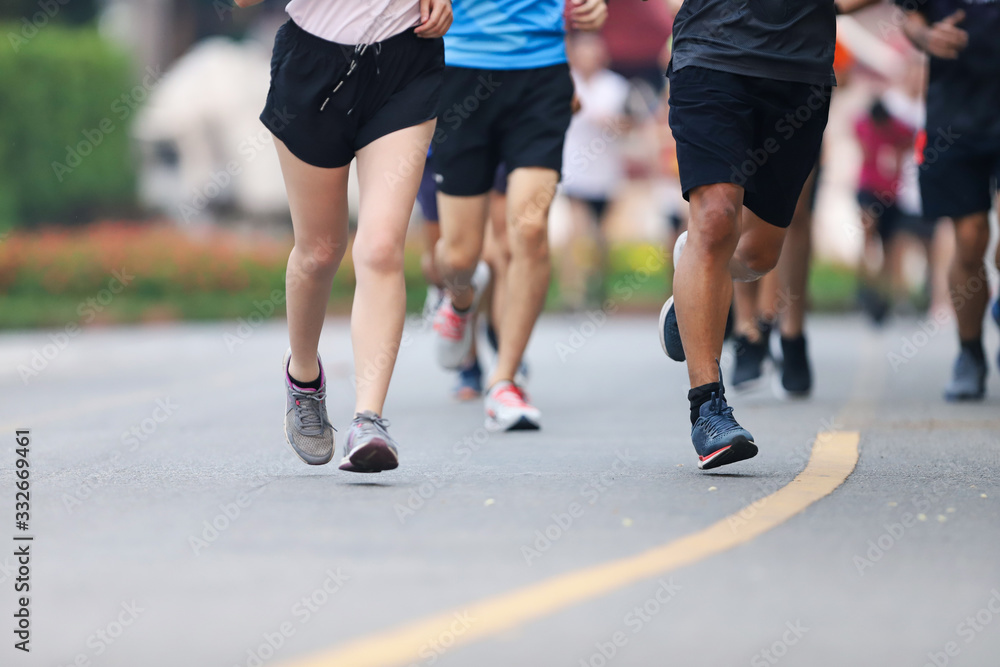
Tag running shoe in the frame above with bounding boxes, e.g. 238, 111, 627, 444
339, 411, 399, 472
454, 356, 483, 401
433, 261, 490, 370
731, 330, 770, 390
422, 284, 443, 323
993, 298, 1000, 372
660, 231, 688, 361
943, 349, 987, 402
282, 349, 335, 466
485, 380, 541, 431
778, 335, 812, 397
691, 366, 757, 470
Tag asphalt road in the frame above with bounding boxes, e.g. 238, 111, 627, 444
1, 311, 999, 667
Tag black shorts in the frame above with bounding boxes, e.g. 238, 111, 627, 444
857, 189, 902, 241
432, 64, 574, 196
919, 132, 1000, 220
667, 64, 831, 228
261, 20, 444, 169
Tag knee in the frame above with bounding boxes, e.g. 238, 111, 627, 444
511, 217, 550, 261
690, 199, 740, 257
439, 235, 481, 275
737, 244, 781, 278
353, 233, 404, 275
291, 238, 346, 278
954, 220, 989, 269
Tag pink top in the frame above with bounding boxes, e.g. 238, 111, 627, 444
854, 114, 914, 199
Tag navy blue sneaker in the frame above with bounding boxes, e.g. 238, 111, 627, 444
944, 349, 987, 402
692, 369, 758, 470
659, 296, 685, 361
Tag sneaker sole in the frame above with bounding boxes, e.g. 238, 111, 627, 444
658, 296, 685, 362
486, 414, 541, 432
339, 438, 399, 473
697, 436, 758, 471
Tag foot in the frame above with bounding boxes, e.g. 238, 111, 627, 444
485, 381, 541, 431
339, 411, 399, 472
283, 349, 335, 466
454, 356, 483, 401
944, 349, 987, 402
778, 335, 812, 397
857, 286, 889, 327
433, 261, 491, 370
422, 284, 443, 323
660, 231, 688, 361
691, 371, 757, 470
731, 331, 770, 390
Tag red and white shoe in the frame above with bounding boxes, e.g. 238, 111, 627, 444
432, 261, 490, 370
485, 380, 541, 431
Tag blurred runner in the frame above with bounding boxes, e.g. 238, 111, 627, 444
560, 32, 632, 309
431, 0, 609, 431
853, 99, 916, 325
893, 0, 1000, 400
242, 0, 452, 471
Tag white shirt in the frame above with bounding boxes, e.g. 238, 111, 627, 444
562, 69, 632, 200
286, 0, 421, 45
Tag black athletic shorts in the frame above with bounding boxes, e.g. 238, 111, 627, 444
432, 64, 574, 196
857, 189, 902, 242
919, 131, 1000, 220
667, 64, 831, 228
261, 20, 444, 169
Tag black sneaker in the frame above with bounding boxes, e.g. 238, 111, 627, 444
692, 366, 757, 470
732, 332, 770, 389
944, 349, 987, 402
779, 335, 812, 397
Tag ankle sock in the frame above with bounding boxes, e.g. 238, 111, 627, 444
960, 338, 985, 363
688, 382, 721, 425
289, 371, 322, 390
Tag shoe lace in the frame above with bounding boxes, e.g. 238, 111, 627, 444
703, 360, 737, 438
434, 303, 467, 340
354, 412, 391, 434
290, 387, 332, 432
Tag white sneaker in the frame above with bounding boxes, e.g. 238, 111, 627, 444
485, 380, 541, 431
433, 261, 491, 370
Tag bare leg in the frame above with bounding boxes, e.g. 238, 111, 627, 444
490, 167, 558, 386
677, 184, 786, 387
351, 120, 436, 414
950, 211, 991, 341
274, 138, 350, 385
485, 190, 510, 325
436, 194, 489, 310
422, 222, 442, 287
776, 171, 815, 338
733, 281, 761, 338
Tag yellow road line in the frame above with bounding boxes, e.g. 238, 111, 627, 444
282, 430, 861, 667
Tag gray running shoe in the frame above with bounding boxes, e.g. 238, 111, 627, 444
283, 349, 335, 465
944, 348, 987, 401
339, 411, 399, 473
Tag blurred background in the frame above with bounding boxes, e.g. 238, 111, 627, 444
0, 0, 978, 328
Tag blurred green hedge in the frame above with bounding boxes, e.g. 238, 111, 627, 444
0, 24, 137, 230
